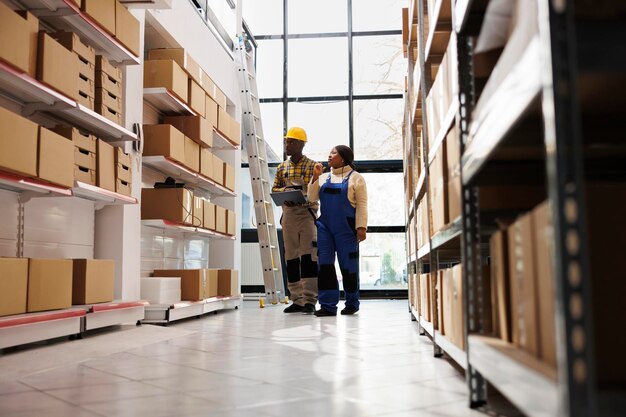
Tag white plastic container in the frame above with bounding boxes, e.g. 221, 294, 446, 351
141, 277, 181, 305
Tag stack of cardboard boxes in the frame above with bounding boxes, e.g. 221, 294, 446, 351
148, 268, 239, 301
95, 56, 123, 126
53, 31, 96, 110
0, 258, 115, 317
55, 127, 97, 186
80, 0, 140, 57
115, 147, 132, 196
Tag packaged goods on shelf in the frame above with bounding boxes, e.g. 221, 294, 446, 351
141, 188, 194, 225
95, 102, 123, 126
96, 88, 122, 114
95, 71, 122, 98
74, 147, 96, 176
429, 140, 448, 236
212, 154, 225, 185
203, 200, 216, 230
192, 196, 204, 228
215, 205, 227, 234
143, 124, 186, 166
188, 79, 205, 116
445, 126, 461, 221
163, 115, 213, 148
218, 108, 241, 145
205, 95, 219, 129
72, 259, 114, 304
81, 0, 116, 36
37, 32, 79, 101
152, 269, 217, 300
0, 4, 38, 77
144, 59, 188, 103
226, 209, 236, 236
224, 163, 235, 191
442, 264, 464, 350
54, 126, 97, 185
141, 277, 181, 305
148, 48, 202, 84
0, 107, 38, 177
96, 55, 122, 84
38, 127, 74, 188
0, 258, 28, 317
200, 148, 213, 178
419, 273, 431, 322
52, 31, 96, 110
216, 269, 239, 296
27, 259, 73, 313
114, 1, 140, 56
97, 139, 116, 191
114, 146, 132, 196
437, 271, 444, 334
490, 229, 511, 342
184, 136, 200, 172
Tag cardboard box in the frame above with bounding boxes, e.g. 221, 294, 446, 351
116, 163, 131, 183
78, 58, 95, 81
229, 119, 241, 145
218, 107, 230, 135
54, 127, 96, 153
143, 124, 185, 165
205, 94, 219, 128
429, 141, 448, 236
480, 185, 545, 212
141, 277, 181, 305
419, 273, 431, 322
72, 259, 114, 304
446, 126, 461, 221
95, 71, 122, 98
37, 32, 79, 100
115, 147, 131, 168
141, 188, 194, 225
212, 154, 224, 184
81, 0, 116, 36
215, 205, 227, 233
97, 139, 115, 191
437, 270, 444, 334
191, 196, 203, 228
184, 136, 200, 173
223, 162, 235, 191
188, 79, 205, 117
507, 213, 539, 356
52, 31, 95, 64
163, 115, 212, 148
0, 107, 38, 177
75, 147, 96, 170
75, 166, 96, 185
450, 264, 465, 350
95, 56, 122, 83
77, 92, 94, 110
226, 209, 236, 235
532, 201, 556, 367
0, 258, 28, 317
38, 127, 74, 188
148, 48, 202, 84
96, 88, 122, 113
152, 269, 209, 301
201, 70, 216, 97
78, 75, 95, 98
27, 259, 73, 312
200, 148, 213, 178
144, 59, 188, 103
214, 86, 227, 109
203, 200, 215, 230
114, 1, 140, 56
0, 5, 38, 76
217, 269, 239, 296
95, 102, 123, 126
490, 229, 511, 342
115, 178, 131, 196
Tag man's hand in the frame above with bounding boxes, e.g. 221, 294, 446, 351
357, 228, 366, 242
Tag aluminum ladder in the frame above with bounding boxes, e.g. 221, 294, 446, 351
235, 35, 285, 307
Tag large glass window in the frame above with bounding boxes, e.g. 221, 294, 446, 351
353, 98, 404, 160
353, 35, 404, 95
288, 101, 349, 162
259, 102, 284, 160
256, 40, 283, 98
352, 0, 406, 31
288, 0, 347, 34
242, 0, 283, 36
288, 38, 349, 97
360, 173, 404, 226
359, 233, 407, 290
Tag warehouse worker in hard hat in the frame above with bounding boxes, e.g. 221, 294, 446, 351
308, 145, 367, 316
272, 126, 318, 314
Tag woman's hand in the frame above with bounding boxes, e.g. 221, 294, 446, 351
312, 163, 324, 182
357, 228, 366, 242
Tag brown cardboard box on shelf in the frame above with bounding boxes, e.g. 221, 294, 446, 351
226, 209, 236, 236
0, 5, 38, 77
77, 92, 94, 110
0, 107, 38, 177
144, 59, 188, 103
214, 86, 227, 109
531, 201, 556, 367
429, 141, 448, 236
72, 259, 114, 304
0, 258, 28, 317
116, 162, 131, 183
141, 188, 194, 225
96, 88, 123, 114
114, 1, 140, 56
52, 31, 95, 65
212, 154, 224, 185
223, 163, 235, 191
419, 273, 431, 322
203, 200, 215, 230
81, 0, 116, 36
450, 264, 465, 350
163, 115, 212, 148
148, 48, 202, 85
215, 205, 227, 234
27, 259, 73, 312
143, 124, 185, 165
229, 118, 241, 145
205, 95, 219, 129
184, 136, 200, 173
75, 166, 96, 185
95, 56, 122, 83
97, 139, 116, 191
78, 76, 95, 98
205, 269, 218, 297
445, 126, 461, 221
507, 213, 539, 356
152, 269, 209, 301
218, 107, 229, 136
437, 270, 445, 335
95, 102, 123, 126
53, 126, 96, 153
75, 147, 96, 171
479, 185, 545, 212
217, 269, 239, 297
78, 58, 95, 82
201, 70, 215, 96
37, 32, 79, 100
38, 127, 74, 188
490, 229, 511, 342
115, 178, 131, 196
95, 71, 122, 98
200, 148, 213, 178
442, 268, 453, 341
188, 79, 205, 117
114, 147, 131, 168
191, 196, 203, 228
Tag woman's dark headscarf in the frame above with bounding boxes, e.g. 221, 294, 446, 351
334, 145, 356, 170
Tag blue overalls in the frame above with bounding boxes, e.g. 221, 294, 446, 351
317, 171, 360, 313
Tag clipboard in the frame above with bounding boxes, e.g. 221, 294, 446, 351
270, 190, 307, 206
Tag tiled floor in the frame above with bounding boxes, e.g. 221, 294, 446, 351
0, 300, 493, 417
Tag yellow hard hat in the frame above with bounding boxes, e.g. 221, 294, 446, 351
284, 126, 307, 142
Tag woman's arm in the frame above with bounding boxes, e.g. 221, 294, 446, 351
307, 163, 324, 202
